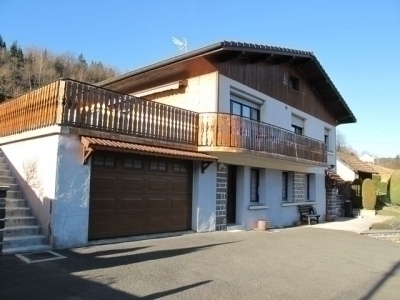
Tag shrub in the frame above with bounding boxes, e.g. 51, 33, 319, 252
351, 178, 363, 208
362, 179, 376, 210
372, 174, 381, 189
389, 170, 400, 206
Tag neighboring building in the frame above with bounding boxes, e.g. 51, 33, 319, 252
359, 153, 374, 164
0, 41, 356, 253
336, 153, 378, 182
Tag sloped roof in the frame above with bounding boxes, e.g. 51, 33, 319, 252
338, 153, 378, 174
97, 41, 356, 125
81, 136, 217, 162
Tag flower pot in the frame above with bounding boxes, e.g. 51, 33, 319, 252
258, 219, 268, 231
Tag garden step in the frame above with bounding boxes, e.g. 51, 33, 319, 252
6, 207, 32, 217
2, 235, 47, 249
0, 176, 15, 184
4, 225, 41, 237
5, 216, 37, 227
0, 170, 12, 177
5, 198, 28, 207
7, 190, 24, 199
5, 183, 19, 191
1, 244, 52, 255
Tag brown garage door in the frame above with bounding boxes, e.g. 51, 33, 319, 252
89, 151, 192, 240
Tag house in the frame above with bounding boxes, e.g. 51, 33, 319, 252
336, 153, 378, 182
0, 41, 356, 253
359, 153, 374, 164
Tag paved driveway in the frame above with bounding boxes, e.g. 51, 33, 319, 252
1, 228, 399, 300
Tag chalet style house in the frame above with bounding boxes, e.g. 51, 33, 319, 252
0, 41, 356, 253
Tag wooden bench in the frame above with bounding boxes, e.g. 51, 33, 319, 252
299, 205, 320, 225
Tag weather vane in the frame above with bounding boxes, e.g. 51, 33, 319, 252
172, 37, 188, 53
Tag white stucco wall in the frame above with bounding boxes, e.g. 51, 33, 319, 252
0, 129, 91, 249
230, 165, 326, 229
336, 160, 356, 182
131, 72, 219, 113
192, 161, 217, 232
0, 129, 60, 237
218, 74, 336, 148
52, 134, 91, 249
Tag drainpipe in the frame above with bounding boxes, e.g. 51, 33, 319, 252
0, 186, 10, 256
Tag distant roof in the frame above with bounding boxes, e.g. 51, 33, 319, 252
97, 41, 356, 125
338, 153, 378, 174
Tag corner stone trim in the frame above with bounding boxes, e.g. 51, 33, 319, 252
216, 163, 227, 231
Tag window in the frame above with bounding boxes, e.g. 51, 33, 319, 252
150, 160, 167, 171
250, 169, 259, 203
324, 128, 331, 151
123, 158, 142, 169
282, 172, 288, 201
230, 100, 260, 121
291, 115, 304, 135
289, 76, 300, 92
93, 155, 115, 167
306, 174, 310, 200
173, 163, 187, 173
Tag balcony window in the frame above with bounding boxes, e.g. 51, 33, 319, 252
292, 115, 304, 135
250, 169, 259, 202
324, 128, 331, 151
230, 95, 260, 121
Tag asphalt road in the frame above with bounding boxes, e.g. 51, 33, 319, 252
1, 228, 399, 300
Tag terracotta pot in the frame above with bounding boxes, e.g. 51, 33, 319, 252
258, 219, 268, 231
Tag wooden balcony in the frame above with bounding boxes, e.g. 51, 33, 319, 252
0, 79, 199, 146
198, 113, 327, 164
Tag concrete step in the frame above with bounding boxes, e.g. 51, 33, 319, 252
0, 170, 12, 177
2, 235, 47, 249
6, 207, 32, 217
5, 183, 19, 191
0, 162, 8, 170
0, 156, 6, 163
3, 225, 41, 237
7, 190, 24, 199
0, 176, 15, 184
5, 216, 37, 227
5, 198, 28, 208
1, 244, 52, 255
226, 224, 245, 231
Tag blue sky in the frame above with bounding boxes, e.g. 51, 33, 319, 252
1, 0, 399, 158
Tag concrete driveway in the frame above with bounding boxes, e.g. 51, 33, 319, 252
1, 228, 399, 300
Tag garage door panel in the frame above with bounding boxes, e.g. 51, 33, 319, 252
90, 197, 117, 211
121, 198, 144, 210
170, 198, 188, 209
149, 179, 169, 190
146, 198, 168, 210
89, 152, 192, 240
92, 176, 116, 189
122, 178, 146, 189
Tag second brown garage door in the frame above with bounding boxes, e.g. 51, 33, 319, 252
89, 151, 192, 240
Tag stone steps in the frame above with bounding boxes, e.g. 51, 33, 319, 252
0, 149, 50, 255
5, 198, 28, 208
4, 225, 41, 237
2, 244, 52, 255
6, 207, 32, 217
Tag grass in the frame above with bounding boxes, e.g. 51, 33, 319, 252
376, 205, 400, 217
370, 216, 400, 230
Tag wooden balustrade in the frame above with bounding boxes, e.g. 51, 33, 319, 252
0, 79, 199, 146
199, 113, 327, 163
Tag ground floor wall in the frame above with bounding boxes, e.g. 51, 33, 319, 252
214, 156, 327, 230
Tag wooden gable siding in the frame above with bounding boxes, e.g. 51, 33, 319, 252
107, 57, 217, 95
211, 58, 336, 125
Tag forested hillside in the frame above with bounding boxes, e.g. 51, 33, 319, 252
0, 34, 119, 102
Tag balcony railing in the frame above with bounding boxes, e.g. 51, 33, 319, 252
0, 79, 199, 146
199, 113, 327, 164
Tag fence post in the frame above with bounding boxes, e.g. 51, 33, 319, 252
0, 186, 10, 255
